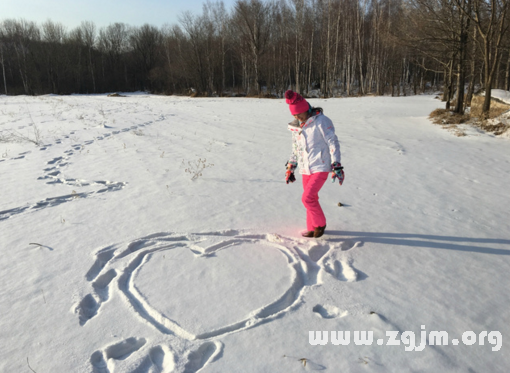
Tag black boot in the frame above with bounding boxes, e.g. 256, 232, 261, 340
314, 225, 326, 238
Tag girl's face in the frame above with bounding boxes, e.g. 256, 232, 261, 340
293, 111, 309, 123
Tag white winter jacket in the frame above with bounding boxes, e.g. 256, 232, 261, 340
288, 112, 341, 175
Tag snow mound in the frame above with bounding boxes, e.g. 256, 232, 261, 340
486, 89, 510, 104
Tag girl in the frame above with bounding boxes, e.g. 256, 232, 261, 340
284, 90, 344, 238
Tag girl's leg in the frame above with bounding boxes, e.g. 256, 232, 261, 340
302, 172, 329, 230
302, 174, 312, 231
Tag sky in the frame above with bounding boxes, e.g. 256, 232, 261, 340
0, 0, 238, 31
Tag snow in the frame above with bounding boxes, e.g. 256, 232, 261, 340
486, 89, 510, 104
0, 93, 509, 372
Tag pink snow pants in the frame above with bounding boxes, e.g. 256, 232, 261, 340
302, 172, 329, 231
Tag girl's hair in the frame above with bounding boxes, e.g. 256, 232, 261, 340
309, 106, 324, 115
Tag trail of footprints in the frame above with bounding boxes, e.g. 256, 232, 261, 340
0, 120, 162, 221
38, 152, 127, 192
76, 231, 364, 372
91, 338, 221, 373
90, 338, 179, 373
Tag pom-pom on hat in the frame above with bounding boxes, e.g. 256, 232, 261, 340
285, 90, 310, 115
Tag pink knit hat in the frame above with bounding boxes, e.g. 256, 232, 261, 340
285, 90, 310, 115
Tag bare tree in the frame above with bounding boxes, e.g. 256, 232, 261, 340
206, 1, 231, 95
232, 0, 272, 95
2, 19, 40, 94
98, 23, 131, 90
179, 11, 209, 93
404, 0, 471, 110
130, 24, 163, 91
0, 32, 8, 94
458, 0, 510, 115
41, 20, 68, 93
0, 0, 435, 97
80, 21, 97, 93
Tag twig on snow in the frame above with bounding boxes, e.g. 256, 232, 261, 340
29, 243, 53, 251
27, 357, 37, 372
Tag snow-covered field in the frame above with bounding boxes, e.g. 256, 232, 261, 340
0, 93, 509, 372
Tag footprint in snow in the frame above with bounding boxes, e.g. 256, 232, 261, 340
47, 156, 63, 165
322, 258, 359, 282
308, 243, 330, 262
91, 340, 175, 373
148, 345, 176, 373
313, 304, 348, 319
340, 240, 363, 251
90, 337, 147, 373
74, 269, 117, 325
183, 341, 222, 373
76, 294, 99, 326
317, 240, 365, 283
104, 337, 146, 362
92, 269, 117, 302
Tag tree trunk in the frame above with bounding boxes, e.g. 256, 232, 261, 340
482, 85, 492, 115
465, 27, 477, 109
454, 6, 468, 114
0, 45, 7, 95
505, 49, 510, 91
308, 28, 314, 94
356, 1, 365, 95
332, 10, 341, 96
444, 61, 454, 109
495, 52, 503, 89
88, 47, 96, 93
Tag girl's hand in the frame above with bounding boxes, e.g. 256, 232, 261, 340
285, 161, 297, 184
286, 169, 296, 184
331, 162, 344, 185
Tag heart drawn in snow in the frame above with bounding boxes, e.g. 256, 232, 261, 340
132, 240, 297, 339
83, 232, 308, 341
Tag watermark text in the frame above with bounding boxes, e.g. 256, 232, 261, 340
309, 326, 502, 351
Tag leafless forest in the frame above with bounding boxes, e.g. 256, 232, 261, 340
0, 0, 509, 114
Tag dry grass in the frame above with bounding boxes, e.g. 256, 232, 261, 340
429, 95, 510, 136
479, 122, 509, 135
429, 108, 469, 125
428, 109, 468, 136
244, 92, 278, 98
470, 96, 510, 135
107, 93, 126, 97
470, 96, 510, 119
260, 93, 279, 98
